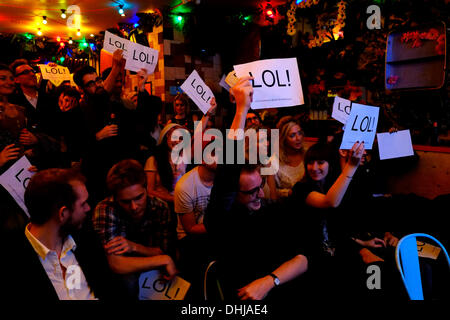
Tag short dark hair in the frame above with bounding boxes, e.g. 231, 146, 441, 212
58, 85, 80, 100
304, 143, 335, 166
106, 159, 147, 197
9, 59, 29, 75
73, 65, 97, 88
0, 63, 13, 74
24, 169, 86, 225
240, 164, 261, 176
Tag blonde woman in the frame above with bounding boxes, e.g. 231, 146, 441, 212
275, 116, 306, 198
167, 93, 194, 133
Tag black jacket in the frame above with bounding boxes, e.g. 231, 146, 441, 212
1, 223, 130, 301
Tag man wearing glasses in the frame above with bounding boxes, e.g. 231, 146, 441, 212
245, 111, 262, 129
73, 49, 135, 203
204, 77, 308, 302
9, 59, 54, 136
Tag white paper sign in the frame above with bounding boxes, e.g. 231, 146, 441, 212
125, 41, 159, 74
0, 156, 35, 217
103, 31, 159, 74
332, 96, 352, 125
377, 130, 414, 160
340, 103, 379, 150
103, 31, 129, 58
219, 74, 231, 92
38, 64, 71, 87
139, 270, 190, 300
233, 58, 304, 109
180, 70, 215, 114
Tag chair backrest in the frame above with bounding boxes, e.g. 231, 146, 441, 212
395, 233, 450, 300
203, 260, 224, 301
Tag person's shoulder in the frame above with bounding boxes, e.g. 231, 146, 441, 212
93, 197, 116, 215
176, 166, 197, 186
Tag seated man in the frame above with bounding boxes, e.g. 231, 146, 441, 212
204, 77, 308, 301
2, 168, 125, 300
92, 159, 178, 299
174, 156, 217, 299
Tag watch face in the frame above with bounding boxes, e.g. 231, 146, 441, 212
274, 277, 280, 286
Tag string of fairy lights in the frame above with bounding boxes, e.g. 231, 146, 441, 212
3, 0, 348, 66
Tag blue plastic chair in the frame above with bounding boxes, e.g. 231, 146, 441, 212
395, 233, 450, 300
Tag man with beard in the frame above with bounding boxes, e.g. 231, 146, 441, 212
73, 49, 136, 203
1, 168, 126, 300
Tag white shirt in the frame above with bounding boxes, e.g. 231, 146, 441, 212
275, 158, 305, 198
24, 92, 38, 109
25, 224, 97, 300
174, 166, 212, 240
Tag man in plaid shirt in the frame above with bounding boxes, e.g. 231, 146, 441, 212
92, 159, 178, 298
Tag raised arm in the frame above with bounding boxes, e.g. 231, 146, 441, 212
306, 142, 365, 208
228, 76, 254, 137
103, 49, 125, 93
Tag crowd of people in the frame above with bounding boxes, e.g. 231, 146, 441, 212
1, 49, 448, 302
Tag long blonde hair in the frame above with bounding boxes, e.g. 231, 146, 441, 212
277, 116, 305, 164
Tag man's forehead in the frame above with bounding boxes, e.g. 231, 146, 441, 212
115, 184, 146, 201
70, 180, 88, 199
239, 170, 261, 187
15, 64, 33, 73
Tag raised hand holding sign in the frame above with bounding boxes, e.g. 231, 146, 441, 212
340, 103, 379, 150
180, 70, 215, 114
233, 58, 304, 109
103, 31, 159, 74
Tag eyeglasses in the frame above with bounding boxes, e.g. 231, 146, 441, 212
16, 69, 36, 77
83, 77, 103, 88
239, 176, 266, 197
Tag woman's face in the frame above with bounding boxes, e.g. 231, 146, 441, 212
307, 160, 329, 181
285, 124, 304, 150
166, 127, 188, 150
0, 70, 16, 96
174, 99, 186, 116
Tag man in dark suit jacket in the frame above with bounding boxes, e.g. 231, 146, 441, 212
1, 168, 128, 300
9, 59, 55, 136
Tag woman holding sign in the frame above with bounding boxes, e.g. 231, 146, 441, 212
288, 141, 365, 298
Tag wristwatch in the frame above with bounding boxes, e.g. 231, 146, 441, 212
269, 273, 280, 286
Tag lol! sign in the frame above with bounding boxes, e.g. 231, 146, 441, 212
38, 64, 71, 87
233, 58, 304, 109
340, 103, 379, 150
103, 31, 159, 74
180, 70, 215, 114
